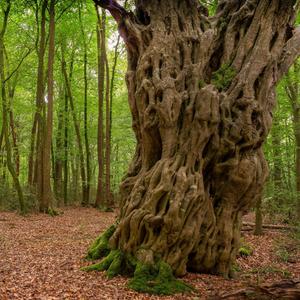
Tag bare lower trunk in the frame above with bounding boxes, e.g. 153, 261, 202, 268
61, 49, 88, 206
38, 0, 55, 212
93, 0, 300, 279
0, 1, 24, 213
286, 63, 300, 221
95, 8, 106, 208
29, 0, 47, 188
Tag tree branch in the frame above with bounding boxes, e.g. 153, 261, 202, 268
279, 26, 300, 78
93, 0, 128, 24
3, 48, 33, 84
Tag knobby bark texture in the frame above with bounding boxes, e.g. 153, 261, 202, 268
94, 0, 300, 278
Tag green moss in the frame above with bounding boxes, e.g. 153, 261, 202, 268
239, 246, 252, 257
47, 207, 59, 216
238, 239, 253, 257
211, 63, 236, 91
198, 79, 205, 89
87, 224, 116, 260
128, 261, 193, 295
83, 233, 193, 296
82, 249, 121, 272
106, 250, 124, 278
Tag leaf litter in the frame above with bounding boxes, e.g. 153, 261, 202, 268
0, 208, 299, 299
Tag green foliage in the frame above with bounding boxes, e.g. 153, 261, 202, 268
211, 63, 236, 91
231, 263, 241, 273
238, 239, 253, 257
128, 261, 193, 295
238, 246, 252, 257
250, 266, 291, 278
275, 247, 290, 263
47, 207, 59, 217
87, 225, 116, 260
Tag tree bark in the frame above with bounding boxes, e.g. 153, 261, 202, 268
79, 5, 91, 206
38, 0, 55, 212
53, 84, 64, 203
254, 196, 263, 235
0, 0, 24, 213
93, 0, 300, 278
285, 62, 300, 222
271, 117, 283, 205
63, 88, 69, 205
28, 0, 47, 187
95, 7, 106, 208
61, 46, 87, 206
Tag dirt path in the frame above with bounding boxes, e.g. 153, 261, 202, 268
0, 208, 299, 299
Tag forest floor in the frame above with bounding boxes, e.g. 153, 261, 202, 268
0, 207, 299, 300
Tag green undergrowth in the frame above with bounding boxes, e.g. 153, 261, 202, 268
239, 239, 253, 257
82, 226, 193, 295
250, 265, 291, 278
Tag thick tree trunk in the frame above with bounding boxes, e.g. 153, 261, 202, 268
93, 0, 300, 279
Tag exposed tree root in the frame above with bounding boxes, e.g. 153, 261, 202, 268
128, 261, 193, 295
83, 227, 193, 295
86, 224, 116, 260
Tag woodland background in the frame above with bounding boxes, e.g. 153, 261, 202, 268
0, 0, 299, 299
0, 0, 299, 224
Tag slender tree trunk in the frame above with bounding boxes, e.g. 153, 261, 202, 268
0, 0, 24, 213
54, 85, 64, 203
95, 7, 105, 208
61, 47, 87, 206
105, 46, 112, 206
271, 117, 283, 205
286, 64, 300, 221
93, 0, 300, 278
254, 196, 263, 235
295, 111, 300, 221
28, 0, 47, 187
38, 0, 55, 212
79, 5, 91, 206
3, 50, 21, 177
63, 90, 69, 205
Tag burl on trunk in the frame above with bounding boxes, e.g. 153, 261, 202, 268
87, 0, 300, 292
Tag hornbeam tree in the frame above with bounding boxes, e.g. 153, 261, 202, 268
88, 0, 300, 291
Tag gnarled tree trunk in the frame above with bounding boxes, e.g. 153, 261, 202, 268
93, 0, 300, 279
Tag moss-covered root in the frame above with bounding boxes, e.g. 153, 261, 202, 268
128, 261, 193, 295
86, 224, 116, 260
82, 249, 123, 278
